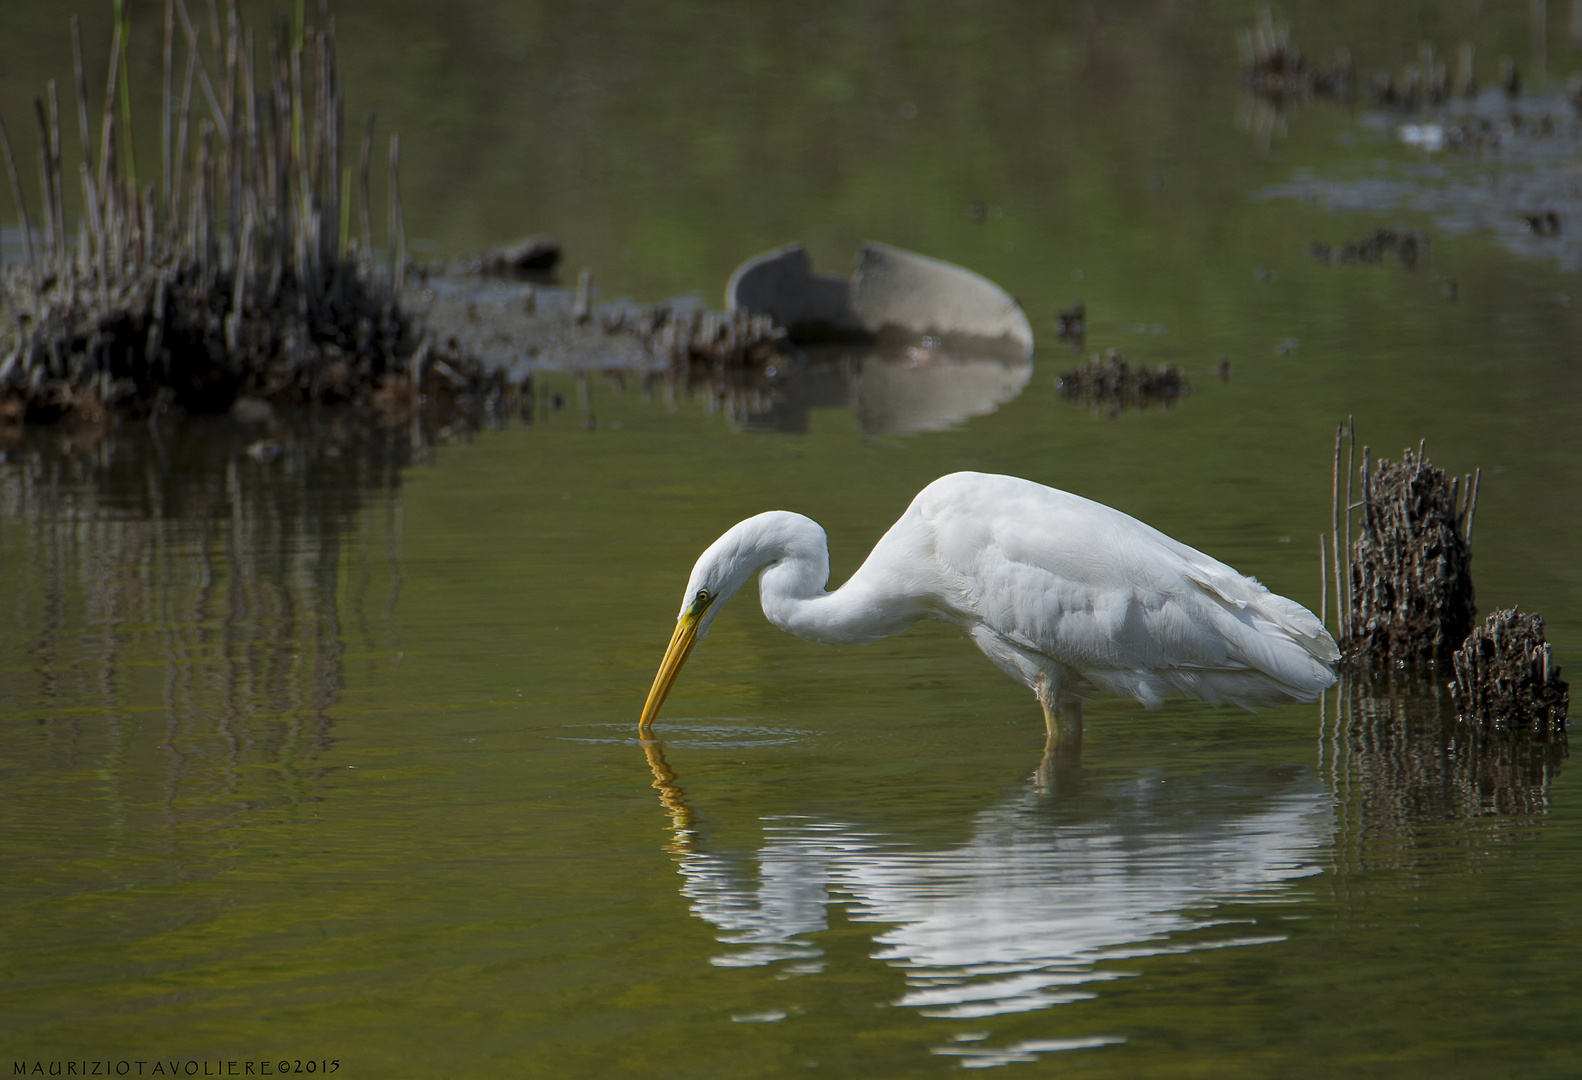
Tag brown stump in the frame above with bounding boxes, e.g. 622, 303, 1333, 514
1345, 441, 1476, 665
1451, 608, 1569, 737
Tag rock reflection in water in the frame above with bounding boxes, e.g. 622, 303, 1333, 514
0, 416, 415, 808
642, 741, 1327, 1029
731, 336, 1032, 436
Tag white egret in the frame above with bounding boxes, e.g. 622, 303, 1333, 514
638, 472, 1338, 741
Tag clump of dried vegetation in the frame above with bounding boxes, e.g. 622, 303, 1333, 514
603, 305, 787, 370
1056, 348, 1189, 415
1331, 436, 1478, 666
1237, 7, 1354, 108
1309, 228, 1429, 269
1324, 421, 1567, 736
0, 0, 516, 429
1452, 609, 1570, 736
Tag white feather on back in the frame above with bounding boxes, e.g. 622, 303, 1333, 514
872, 472, 1339, 708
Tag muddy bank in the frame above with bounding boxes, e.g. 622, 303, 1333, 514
1262, 104, 1582, 274
399, 240, 1039, 437
405, 267, 785, 379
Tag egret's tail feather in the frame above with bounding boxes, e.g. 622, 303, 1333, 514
1185, 569, 1339, 703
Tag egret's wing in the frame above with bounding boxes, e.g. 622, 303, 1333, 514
912, 474, 1336, 706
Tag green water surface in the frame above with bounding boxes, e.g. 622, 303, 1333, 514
2, 2, 1581, 1077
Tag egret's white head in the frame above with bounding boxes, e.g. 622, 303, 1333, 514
638, 511, 828, 729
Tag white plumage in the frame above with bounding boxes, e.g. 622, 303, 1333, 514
639, 472, 1339, 739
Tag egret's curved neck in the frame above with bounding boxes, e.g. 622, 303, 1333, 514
743, 515, 925, 647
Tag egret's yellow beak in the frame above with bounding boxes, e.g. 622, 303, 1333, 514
638, 593, 712, 730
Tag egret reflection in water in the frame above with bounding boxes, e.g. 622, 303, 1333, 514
641, 738, 1330, 1027
638, 672, 1567, 1064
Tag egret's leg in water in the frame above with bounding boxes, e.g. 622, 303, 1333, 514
1034, 690, 1083, 792
1036, 683, 1084, 750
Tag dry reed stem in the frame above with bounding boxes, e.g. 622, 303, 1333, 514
47, 83, 66, 265
32, 99, 57, 264
1343, 415, 1354, 634
0, 115, 37, 290
114, 0, 138, 186
358, 112, 374, 258
1330, 423, 1343, 638
174, 0, 230, 144
1319, 531, 1328, 629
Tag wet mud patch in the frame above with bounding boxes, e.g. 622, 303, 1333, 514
408, 270, 786, 379
1246, 13, 1582, 273
1264, 142, 1582, 273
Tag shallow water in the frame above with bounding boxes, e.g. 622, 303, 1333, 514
3, 2, 1582, 1077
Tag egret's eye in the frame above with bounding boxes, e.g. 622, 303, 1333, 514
696, 589, 711, 603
